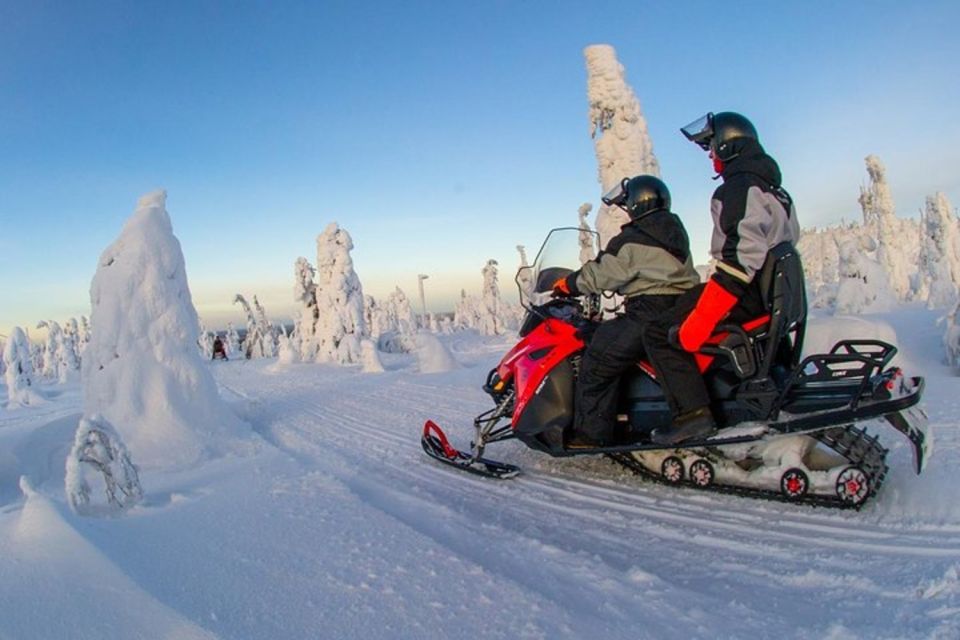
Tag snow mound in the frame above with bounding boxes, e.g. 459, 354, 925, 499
415, 332, 459, 373
82, 190, 253, 469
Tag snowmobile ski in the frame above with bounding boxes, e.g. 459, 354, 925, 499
421, 420, 520, 479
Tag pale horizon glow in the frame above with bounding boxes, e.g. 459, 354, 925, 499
2, 2, 959, 336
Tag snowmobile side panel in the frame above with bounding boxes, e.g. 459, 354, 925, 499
513, 358, 575, 453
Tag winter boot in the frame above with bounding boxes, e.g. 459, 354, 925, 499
651, 407, 717, 446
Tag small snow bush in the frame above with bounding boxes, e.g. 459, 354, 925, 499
66, 415, 143, 515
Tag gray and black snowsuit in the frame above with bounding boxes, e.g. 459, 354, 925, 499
560, 209, 699, 443
642, 138, 800, 415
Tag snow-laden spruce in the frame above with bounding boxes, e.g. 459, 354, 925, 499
313, 222, 366, 364
233, 294, 277, 359
3, 326, 44, 408
584, 44, 659, 247
859, 155, 916, 300
82, 190, 251, 469
919, 192, 960, 309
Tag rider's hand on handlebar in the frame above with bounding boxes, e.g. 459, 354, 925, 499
551, 277, 572, 298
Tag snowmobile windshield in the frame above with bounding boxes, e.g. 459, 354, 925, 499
681, 113, 714, 150
522, 227, 598, 295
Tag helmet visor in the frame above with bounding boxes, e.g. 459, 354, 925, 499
601, 177, 629, 207
681, 113, 714, 150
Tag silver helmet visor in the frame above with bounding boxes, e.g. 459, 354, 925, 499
601, 177, 630, 207
681, 113, 714, 150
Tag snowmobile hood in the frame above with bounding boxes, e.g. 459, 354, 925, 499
720, 138, 782, 187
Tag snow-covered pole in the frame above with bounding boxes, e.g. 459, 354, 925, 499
418, 274, 429, 328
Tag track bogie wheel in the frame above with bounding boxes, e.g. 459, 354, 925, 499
661, 456, 684, 484
689, 459, 715, 488
836, 466, 870, 507
780, 468, 809, 500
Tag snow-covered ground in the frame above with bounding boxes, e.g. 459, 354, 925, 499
1, 308, 958, 639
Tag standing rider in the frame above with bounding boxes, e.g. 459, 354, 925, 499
641, 111, 801, 446
553, 175, 700, 449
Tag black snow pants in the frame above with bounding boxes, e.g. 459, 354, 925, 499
574, 294, 680, 442
641, 282, 767, 416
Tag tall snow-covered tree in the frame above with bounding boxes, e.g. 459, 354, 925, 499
234, 294, 263, 358
313, 222, 366, 364
225, 322, 242, 359
584, 44, 659, 247
918, 192, 960, 308
253, 295, 278, 357
63, 317, 82, 373
857, 155, 915, 300
197, 322, 215, 360
83, 190, 250, 469
478, 259, 504, 336
293, 257, 318, 360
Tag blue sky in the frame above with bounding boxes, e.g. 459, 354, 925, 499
2, 1, 959, 335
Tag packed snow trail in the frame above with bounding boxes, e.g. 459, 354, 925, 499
209, 318, 959, 639
1, 308, 958, 639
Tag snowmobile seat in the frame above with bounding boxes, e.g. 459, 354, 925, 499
697, 242, 807, 381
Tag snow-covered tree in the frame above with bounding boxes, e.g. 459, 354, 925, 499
942, 299, 960, 372
253, 295, 278, 357
516, 244, 535, 306
65, 415, 143, 515
477, 259, 507, 335
376, 287, 418, 353
275, 326, 299, 365
233, 294, 276, 359
834, 235, 896, 314
198, 323, 215, 360
584, 44, 659, 247
313, 222, 366, 364
63, 317, 82, 372
225, 322, 242, 360
82, 190, 250, 469
918, 192, 960, 309
36, 320, 64, 381
578, 203, 597, 265
858, 155, 916, 300
293, 257, 318, 359
3, 326, 42, 408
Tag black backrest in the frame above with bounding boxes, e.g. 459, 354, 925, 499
756, 242, 807, 373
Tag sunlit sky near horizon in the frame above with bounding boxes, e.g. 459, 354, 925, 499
2, 1, 959, 336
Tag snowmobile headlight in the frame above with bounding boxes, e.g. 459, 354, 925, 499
601, 177, 630, 207
681, 112, 714, 150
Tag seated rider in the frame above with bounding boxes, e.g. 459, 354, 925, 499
641, 111, 801, 446
553, 175, 700, 449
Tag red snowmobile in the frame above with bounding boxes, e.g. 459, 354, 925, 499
422, 228, 929, 508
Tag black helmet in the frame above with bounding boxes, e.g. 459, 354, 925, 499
680, 111, 758, 161
602, 175, 671, 220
